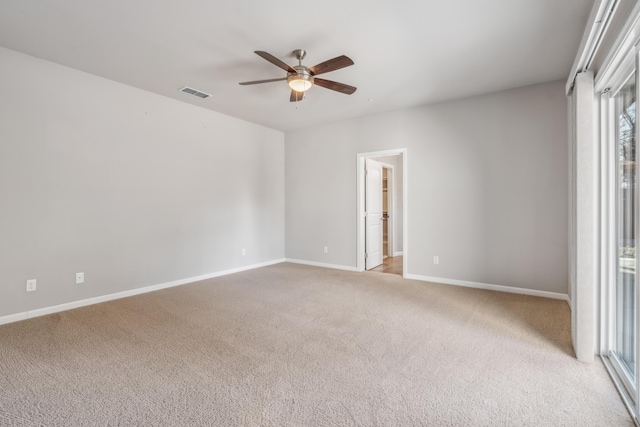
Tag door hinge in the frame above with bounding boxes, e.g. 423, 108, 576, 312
365, 253, 368, 259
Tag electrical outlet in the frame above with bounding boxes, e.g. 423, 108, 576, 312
241, 248, 246, 256
324, 246, 328, 254
433, 256, 439, 265
26, 279, 37, 292
76, 272, 84, 284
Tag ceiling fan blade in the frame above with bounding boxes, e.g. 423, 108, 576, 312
255, 51, 295, 73
313, 78, 357, 95
239, 77, 287, 86
309, 55, 354, 75
290, 90, 304, 102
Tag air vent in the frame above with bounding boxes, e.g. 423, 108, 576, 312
179, 86, 211, 99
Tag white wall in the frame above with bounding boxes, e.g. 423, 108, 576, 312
285, 80, 568, 294
0, 47, 285, 318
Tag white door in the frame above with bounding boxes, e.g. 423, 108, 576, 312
365, 158, 383, 270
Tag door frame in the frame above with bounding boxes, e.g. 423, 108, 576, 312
356, 148, 407, 275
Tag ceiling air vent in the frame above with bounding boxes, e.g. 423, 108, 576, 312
179, 86, 211, 99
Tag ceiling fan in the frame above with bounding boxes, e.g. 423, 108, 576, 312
239, 49, 357, 102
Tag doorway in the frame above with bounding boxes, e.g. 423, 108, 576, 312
383, 166, 390, 258
374, 165, 404, 275
356, 149, 407, 277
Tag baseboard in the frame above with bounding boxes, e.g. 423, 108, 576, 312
0, 312, 28, 326
393, 251, 404, 256
282, 260, 566, 301
285, 258, 358, 272
2, 260, 568, 327
404, 273, 570, 302
0, 258, 286, 327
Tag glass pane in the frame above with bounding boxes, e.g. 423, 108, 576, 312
615, 72, 637, 378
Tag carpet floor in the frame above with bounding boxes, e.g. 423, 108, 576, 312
0, 263, 632, 426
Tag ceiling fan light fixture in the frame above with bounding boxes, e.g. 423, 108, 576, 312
288, 73, 313, 92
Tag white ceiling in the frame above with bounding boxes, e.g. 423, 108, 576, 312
0, 0, 592, 132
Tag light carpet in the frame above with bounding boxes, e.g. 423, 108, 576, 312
0, 263, 632, 426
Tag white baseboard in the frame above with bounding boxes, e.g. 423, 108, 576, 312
2, 260, 569, 327
393, 251, 404, 256
0, 312, 28, 325
283, 260, 567, 302
0, 258, 286, 327
404, 273, 570, 302
285, 258, 358, 272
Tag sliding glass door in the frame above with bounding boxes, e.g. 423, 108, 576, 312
596, 8, 640, 423
612, 71, 638, 390
601, 43, 640, 420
